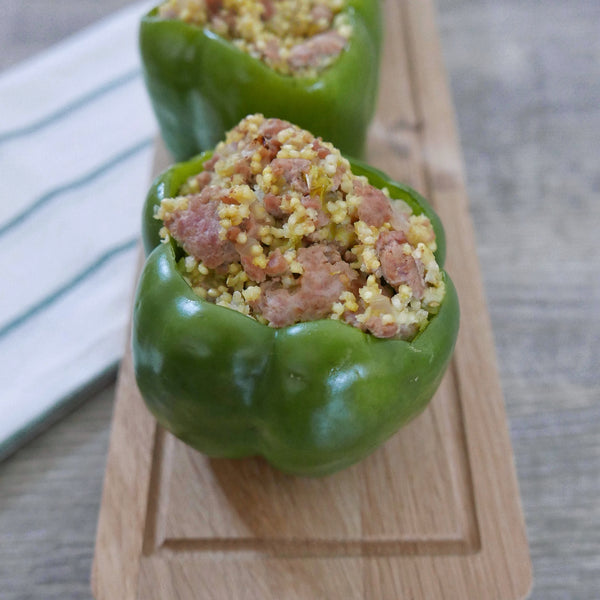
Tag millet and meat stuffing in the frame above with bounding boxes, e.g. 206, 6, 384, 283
158, 0, 352, 76
156, 114, 446, 340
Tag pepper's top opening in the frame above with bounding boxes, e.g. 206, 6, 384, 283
157, 0, 352, 76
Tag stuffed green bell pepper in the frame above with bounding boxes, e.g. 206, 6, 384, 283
133, 115, 459, 477
139, 0, 382, 160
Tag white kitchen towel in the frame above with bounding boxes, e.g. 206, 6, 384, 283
0, 1, 158, 459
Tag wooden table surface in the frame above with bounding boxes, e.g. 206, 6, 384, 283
1, 1, 598, 599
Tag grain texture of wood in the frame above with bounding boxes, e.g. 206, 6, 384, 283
91, 0, 531, 598
2, 1, 599, 599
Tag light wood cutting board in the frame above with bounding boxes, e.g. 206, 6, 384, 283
91, 0, 532, 597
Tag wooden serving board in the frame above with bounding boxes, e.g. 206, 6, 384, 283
92, 0, 532, 597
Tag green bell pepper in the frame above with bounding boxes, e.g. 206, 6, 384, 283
139, 0, 382, 160
133, 152, 459, 476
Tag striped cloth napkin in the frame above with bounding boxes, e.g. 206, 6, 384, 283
0, 1, 158, 459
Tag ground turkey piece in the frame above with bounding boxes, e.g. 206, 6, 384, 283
288, 31, 347, 70
363, 313, 401, 339
240, 254, 268, 283
355, 181, 393, 227
264, 193, 285, 217
270, 158, 311, 193
254, 244, 359, 326
259, 117, 290, 141
265, 248, 288, 276
163, 189, 237, 269
377, 232, 425, 298
195, 171, 212, 189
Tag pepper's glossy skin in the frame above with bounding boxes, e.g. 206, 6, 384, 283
139, 0, 382, 160
133, 157, 459, 477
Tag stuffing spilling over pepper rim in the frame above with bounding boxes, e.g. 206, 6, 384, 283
157, 0, 352, 76
156, 114, 446, 340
